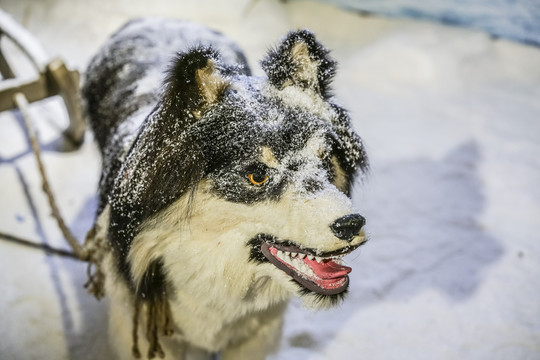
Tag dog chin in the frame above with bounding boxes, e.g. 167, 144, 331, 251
298, 286, 349, 310
271, 268, 350, 310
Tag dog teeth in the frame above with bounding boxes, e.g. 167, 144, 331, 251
276, 248, 347, 264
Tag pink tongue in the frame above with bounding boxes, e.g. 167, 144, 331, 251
303, 257, 351, 279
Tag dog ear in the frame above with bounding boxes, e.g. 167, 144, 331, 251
164, 47, 230, 119
261, 29, 336, 99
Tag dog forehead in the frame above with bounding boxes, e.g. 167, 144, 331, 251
200, 77, 332, 161
224, 74, 327, 122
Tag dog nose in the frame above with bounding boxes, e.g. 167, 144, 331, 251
330, 214, 366, 242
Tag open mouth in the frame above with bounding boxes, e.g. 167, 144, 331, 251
251, 235, 362, 296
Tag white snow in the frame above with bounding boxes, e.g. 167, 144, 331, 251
0, 0, 539, 359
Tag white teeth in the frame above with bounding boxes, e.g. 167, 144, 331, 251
280, 252, 346, 262
275, 249, 319, 280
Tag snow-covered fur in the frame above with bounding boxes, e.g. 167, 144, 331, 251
82, 18, 369, 360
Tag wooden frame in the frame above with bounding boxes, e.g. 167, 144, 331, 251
0, 9, 85, 146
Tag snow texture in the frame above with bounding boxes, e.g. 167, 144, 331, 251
0, 0, 539, 359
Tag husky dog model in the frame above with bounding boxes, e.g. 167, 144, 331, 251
82, 18, 368, 360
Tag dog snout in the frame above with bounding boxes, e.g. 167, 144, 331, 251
330, 214, 366, 242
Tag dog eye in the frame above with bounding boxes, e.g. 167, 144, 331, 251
248, 173, 269, 186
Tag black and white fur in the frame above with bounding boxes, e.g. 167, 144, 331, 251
83, 18, 369, 360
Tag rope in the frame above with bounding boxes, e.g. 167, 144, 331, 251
0, 231, 78, 258
12, 92, 88, 261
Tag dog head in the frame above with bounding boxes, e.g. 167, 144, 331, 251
109, 30, 369, 309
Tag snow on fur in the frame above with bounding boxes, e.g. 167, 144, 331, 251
82, 18, 368, 359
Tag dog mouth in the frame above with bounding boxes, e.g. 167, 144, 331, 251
254, 235, 361, 296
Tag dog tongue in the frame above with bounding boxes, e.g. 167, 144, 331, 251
303, 257, 351, 279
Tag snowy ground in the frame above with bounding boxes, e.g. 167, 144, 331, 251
0, 0, 539, 359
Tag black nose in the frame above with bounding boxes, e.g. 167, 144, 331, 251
330, 214, 366, 242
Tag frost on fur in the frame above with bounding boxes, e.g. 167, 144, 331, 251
83, 19, 369, 359
262, 29, 336, 99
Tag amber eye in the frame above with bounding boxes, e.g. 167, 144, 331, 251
248, 173, 269, 186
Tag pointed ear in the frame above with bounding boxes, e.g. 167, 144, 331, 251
261, 29, 337, 99
164, 47, 230, 119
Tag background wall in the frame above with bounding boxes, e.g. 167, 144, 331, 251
0, 1, 539, 359
302, 0, 540, 46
